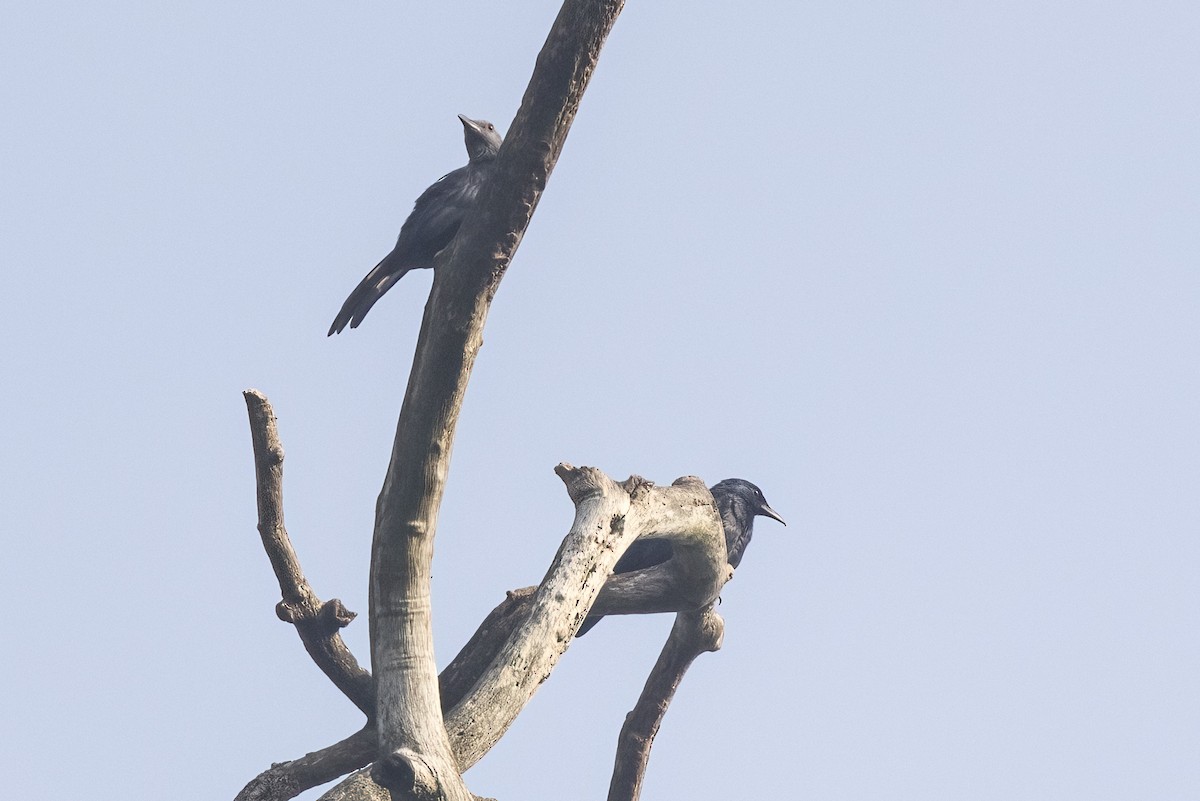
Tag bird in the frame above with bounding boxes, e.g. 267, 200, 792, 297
575, 478, 785, 636
327, 115, 504, 335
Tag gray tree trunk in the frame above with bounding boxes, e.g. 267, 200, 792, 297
237, 2, 747, 800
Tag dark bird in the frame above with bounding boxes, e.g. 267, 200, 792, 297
327, 115, 503, 335
576, 478, 786, 636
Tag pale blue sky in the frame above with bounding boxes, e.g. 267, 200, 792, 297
2, 2, 1197, 799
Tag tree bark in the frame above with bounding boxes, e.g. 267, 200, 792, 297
240, 390, 730, 801
281, 467, 728, 801
607, 609, 726, 801
368, 1, 625, 798
442, 468, 725, 769
239, 4, 760, 799
244, 389, 373, 717
235, 727, 377, 801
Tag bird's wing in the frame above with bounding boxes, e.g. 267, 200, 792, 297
394, 166, 478, 261
575, 539, 673, 638
612, 538, 674, 573
724, 525, 751, 569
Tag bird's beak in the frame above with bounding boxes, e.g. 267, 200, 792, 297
759, 503, 786, 526
458, 114, 482, 133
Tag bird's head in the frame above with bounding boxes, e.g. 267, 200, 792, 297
710, 478, 786, 527
458, 115, 503, 162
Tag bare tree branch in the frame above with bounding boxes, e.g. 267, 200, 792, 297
235, 727, 377, 801
236, 590, 539, 801
607, 608, 726, 801
445, 469, 727, 770
241, 389, 730, 801
438, 587, 537, 712
238, 2, 766, 799
244, 389, 373, 717
369, 1, 626, 797
587, 478, 735, 621
317, 771, 498, 801
291, 465, 728, 801
233, 452, 722, 801
317, 770, 389, 801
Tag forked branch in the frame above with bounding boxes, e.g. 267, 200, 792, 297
243, 389, 373, 717
238, 462, 728, 801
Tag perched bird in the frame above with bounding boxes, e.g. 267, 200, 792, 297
576, 478, 786, 636
328, 115, 504, 335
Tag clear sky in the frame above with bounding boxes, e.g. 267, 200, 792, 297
3, 2, 1197, 799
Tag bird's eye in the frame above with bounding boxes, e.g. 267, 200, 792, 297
487, 124, 495, 131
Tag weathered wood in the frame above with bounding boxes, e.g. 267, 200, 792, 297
243, 389, 373, 717
607, 609, 726, 801
235, 728, 377, 801
318, 771, 498, 801
438, 587, 537, 712
318, 770, 390, 801
588, 476, 733, 619
437, 469, 729, 769
368, 1, 626, 798
286, 466, 729, 801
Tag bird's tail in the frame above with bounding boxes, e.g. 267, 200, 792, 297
327, 250, 409, 336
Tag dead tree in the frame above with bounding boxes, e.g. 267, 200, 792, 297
237, 3, 741, 799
